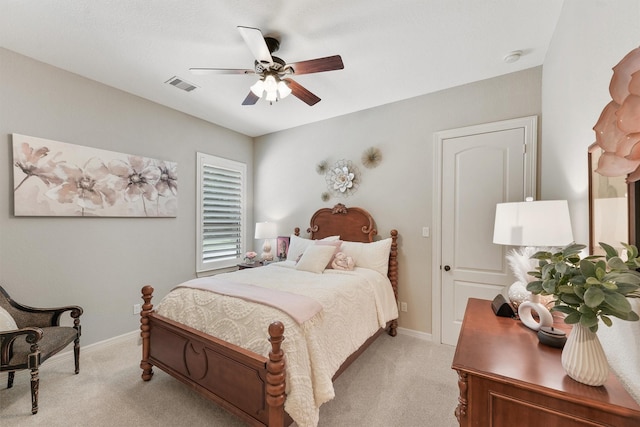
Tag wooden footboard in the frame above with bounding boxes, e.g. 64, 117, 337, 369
140, 285, 291, 427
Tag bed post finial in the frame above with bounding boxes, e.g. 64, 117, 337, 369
388, 229, 399, 336
140, 285, 155, 381
267, 321, 286, 427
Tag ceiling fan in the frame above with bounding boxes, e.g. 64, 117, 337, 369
190, 26, 344, 106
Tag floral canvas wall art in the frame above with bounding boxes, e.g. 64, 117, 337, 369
12, 134, 177, 217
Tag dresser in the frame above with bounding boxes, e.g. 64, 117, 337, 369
451, 298, 640, 426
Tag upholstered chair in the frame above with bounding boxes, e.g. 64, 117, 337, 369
0, 285, 82, 414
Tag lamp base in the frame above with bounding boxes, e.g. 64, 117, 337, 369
261, 240, 274, 261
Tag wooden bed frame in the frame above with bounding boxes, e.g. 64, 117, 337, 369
139, 203, 399, 426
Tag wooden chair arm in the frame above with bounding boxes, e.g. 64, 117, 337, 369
0, 326, 43, 365
7, 301, 82, 328
46, 306, 83, 326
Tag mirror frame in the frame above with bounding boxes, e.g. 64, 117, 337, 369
588, 143, 634, 254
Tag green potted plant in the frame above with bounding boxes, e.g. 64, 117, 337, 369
527, 242, 640, 386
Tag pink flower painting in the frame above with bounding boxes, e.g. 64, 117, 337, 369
12, 134, 177, 217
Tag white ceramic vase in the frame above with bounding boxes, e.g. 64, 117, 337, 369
561, 323, 609, 386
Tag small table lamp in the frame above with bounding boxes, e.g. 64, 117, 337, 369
255, 222, 277, 261
493, 198, 574, 325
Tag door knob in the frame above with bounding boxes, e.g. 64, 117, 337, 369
444, 265, 451, 271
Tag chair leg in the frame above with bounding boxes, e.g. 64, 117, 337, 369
30, 368, 39, 414
7, 371, 15, 388
74, 337, 80, 374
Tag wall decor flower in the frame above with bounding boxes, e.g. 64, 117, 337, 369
361, 147, 382, 168
12, 134, 178, 217
45, 157, 118, 212
325, 159, 360, 197
13, 144, 64, 190
592, 47, 640, 181
316, 160, 328, 175
321, 192, 331, 202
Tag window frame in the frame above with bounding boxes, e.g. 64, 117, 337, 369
196, 152, 247, 273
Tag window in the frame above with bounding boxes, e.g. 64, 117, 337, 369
196, 153, 247, 272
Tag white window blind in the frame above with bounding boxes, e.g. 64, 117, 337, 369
196, 153, 247, 272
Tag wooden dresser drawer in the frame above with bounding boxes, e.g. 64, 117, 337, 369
452, 299, 640, 427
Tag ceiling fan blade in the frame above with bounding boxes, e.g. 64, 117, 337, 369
242, 91, 260, 106
190, 67, 255, 75
288, 55, 344, 75
282, 78, 321, 106
237, 26, 273, 65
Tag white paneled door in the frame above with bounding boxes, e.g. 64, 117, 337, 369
433, 116, 537, 346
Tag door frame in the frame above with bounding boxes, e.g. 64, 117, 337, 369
431, 116, 538, 344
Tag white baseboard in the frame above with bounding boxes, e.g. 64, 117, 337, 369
47, 329, 140, 365
397, 326, 433, 341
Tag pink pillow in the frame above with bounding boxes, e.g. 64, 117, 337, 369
332, 252, 355, 270
315, 240, 342, 269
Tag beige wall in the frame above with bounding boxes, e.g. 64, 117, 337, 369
0, 48, 254, 346
541, 0, 640, 245
254, 67, 542, 335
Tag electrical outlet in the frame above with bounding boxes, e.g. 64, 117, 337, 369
400, 302, 408, 312
133, 303, 141, 315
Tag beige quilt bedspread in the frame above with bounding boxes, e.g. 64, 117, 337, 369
155, 261, 398, 427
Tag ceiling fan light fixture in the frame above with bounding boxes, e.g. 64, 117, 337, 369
265, 90, 278, 102
252, 73, 285, 103
264, 74, 278, 91
197, 26, 343, 106
250, 79, 265, 97
277, 80, 292, 99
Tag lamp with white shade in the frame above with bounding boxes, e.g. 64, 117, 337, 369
255, 222, 278, 261
493, 198, 574, 247
493, 198, 574, 327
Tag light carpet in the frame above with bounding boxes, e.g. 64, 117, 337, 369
0, 332, 459, 426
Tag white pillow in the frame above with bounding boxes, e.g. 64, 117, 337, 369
314, 240, 343, 269
295, 244, 338, 274
286, 234, 340, 262
340, 238, 392, 276
0, 306, 18, 331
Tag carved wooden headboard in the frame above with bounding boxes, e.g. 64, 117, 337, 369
294, 203, 398, 301
309, 203, 376, 242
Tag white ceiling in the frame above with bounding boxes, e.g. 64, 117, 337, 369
0, 1, 564, 137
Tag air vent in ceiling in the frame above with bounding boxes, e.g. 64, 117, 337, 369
165, 76, 198, 92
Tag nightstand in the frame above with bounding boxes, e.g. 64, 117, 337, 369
237, 262, 263, 270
